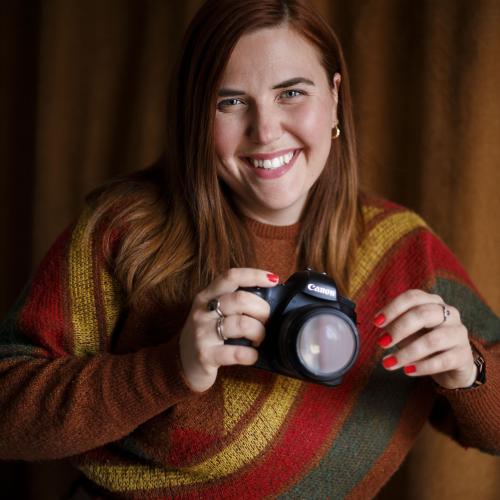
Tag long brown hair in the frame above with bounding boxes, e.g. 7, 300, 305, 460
87, 0, 363, 306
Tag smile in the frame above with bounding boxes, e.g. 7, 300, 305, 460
244, 149, 299, 170
242, 149, 301, 180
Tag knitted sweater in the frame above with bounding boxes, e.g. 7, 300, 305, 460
0, 196, 499, 499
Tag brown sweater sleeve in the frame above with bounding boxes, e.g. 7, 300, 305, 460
431, 339, 500, 452
0, 208, 195, 460
0, 337, 194, 460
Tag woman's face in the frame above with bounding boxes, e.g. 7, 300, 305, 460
214, 25, 340, 225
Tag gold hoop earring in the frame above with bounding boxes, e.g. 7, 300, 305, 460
332, 125, 341, 140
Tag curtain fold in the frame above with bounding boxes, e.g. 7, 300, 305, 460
1, 1, 498, 498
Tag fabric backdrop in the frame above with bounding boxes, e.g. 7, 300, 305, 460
1, 1, 499, 498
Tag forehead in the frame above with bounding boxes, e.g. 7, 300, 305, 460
220, 25, 328, 86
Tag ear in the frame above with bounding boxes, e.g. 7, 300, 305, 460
332, 73, 341, 101
331, 72, 341, 125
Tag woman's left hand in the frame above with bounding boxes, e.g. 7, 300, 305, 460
374, 289, 477, 390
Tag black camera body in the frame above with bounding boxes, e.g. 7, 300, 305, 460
226, 269, 359, 387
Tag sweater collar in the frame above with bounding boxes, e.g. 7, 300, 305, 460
243, 215, 301, 240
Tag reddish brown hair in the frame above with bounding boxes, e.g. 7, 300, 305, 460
88, 0, 363, 306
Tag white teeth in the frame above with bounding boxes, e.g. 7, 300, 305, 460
249, 151, 295, 169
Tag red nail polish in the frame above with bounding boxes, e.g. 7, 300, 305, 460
267, 273, 279, 283
373, 313, 386, 327
377, 333, 392, 348
404, 365, 416, 374
382, 356, 398, 369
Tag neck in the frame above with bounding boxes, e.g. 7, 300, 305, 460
235, 200, 304, 227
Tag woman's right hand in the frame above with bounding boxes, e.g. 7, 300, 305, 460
179, 268, 280, 393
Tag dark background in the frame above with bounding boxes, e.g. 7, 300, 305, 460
1, 1, 499, 498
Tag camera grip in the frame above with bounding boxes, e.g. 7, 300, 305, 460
238, 286, 265, 298
222, 287, 271, 348
224, 338, 252, 347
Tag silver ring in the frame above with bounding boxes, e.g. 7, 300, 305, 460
207, 298, 224, 318
440, 304, 451, 325
216, 317, 227, 341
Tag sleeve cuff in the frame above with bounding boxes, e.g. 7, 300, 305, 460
432, 339, 500, 449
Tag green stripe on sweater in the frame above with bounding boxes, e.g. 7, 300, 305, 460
0, 284, 39, 359
281, 367, 415, 499
432, 278, 500, 344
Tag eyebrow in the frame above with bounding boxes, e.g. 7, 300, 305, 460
217, 77, 315, 97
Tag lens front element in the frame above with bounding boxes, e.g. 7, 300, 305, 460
297, 313, 357, 377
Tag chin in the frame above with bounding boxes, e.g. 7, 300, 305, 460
273, 187, 311, 208
256, 198, 305, 222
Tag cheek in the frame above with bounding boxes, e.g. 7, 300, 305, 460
214, 117, 244, 160
213, 120, 228, 159
293, 101, 332, 133
292, 103, 333, 149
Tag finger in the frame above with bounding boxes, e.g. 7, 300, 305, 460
377, 303, 460, 348
380, 325, 464, 368
210, 344, 259, 367
217, 290, 271, 323
197, 268, 279, 305
373, 289, 445, 329
396, 345, 472, 377
220, 314, 266, 346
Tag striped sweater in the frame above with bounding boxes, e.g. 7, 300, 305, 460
0, 196, 499, 499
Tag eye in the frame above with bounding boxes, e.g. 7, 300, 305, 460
217, 98, 244, 111
280, 89, 305, 99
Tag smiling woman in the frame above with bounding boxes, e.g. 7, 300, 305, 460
0, 0, 499, 499
214, 26, 340, 225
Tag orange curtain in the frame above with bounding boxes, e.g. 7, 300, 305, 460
1, 1, 499, 498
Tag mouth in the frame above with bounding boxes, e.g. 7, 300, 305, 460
241, 148, 301, 180
242, 148, 300, 170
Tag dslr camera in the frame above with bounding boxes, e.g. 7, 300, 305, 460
226, 269, 359, 387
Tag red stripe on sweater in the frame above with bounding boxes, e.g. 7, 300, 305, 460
18, 227, 73, 357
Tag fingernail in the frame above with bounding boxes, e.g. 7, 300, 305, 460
404, 365, 417, 374
373, 313, 386, 327
377, 333, 392, 348
382, 356, 398, 369
267, 273, 279, 283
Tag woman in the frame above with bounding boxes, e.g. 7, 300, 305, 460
0, 0, 498, 498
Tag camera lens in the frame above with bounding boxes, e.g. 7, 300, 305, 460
296, 313, 357, 377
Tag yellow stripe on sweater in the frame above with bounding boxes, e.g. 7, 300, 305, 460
223, 377, 264, 433
69, 207, 100, 356
100, 268, 122, 343
350, 210, 427, 297
362, 205, 384, 224
79, 376, 301, 491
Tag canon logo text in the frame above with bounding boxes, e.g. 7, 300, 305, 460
307, 283, 337, 298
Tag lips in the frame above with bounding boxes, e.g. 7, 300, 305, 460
242, 149, 301, 179
244, 147, 298, 161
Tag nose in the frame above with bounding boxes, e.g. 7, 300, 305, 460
246, 105, 283, 145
